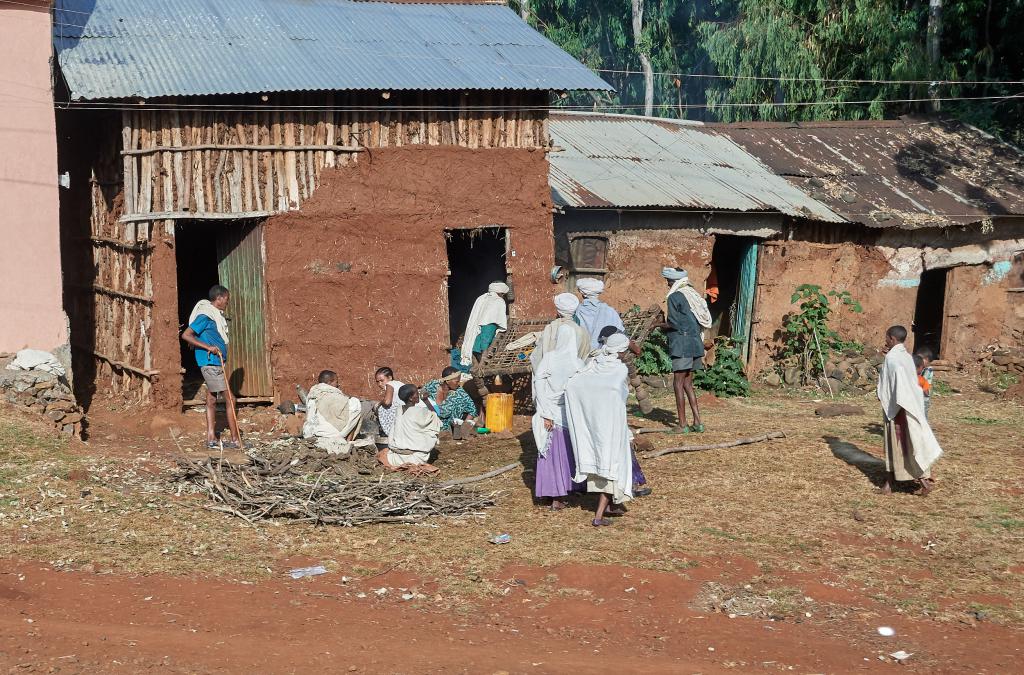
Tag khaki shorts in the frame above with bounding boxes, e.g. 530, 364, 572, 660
200, 365, 227, 394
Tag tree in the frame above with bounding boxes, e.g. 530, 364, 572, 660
630, 0, 654, 115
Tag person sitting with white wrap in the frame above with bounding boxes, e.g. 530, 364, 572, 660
459, 281, 510, 367
377, 385, 441, 473
302, 370, 363, 455
565, 333, 634, 526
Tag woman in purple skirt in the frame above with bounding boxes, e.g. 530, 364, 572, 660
532, 323, 585, 510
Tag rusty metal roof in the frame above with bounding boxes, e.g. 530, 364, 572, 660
548, 112, 844, 222
710, 118, 1024, 229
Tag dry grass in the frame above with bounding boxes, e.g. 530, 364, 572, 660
1, 383, 1022, 626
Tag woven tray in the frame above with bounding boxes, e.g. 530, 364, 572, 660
472, 306, 662, 377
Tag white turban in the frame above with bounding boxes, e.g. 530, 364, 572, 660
662, 267, 688, 282
488, 281, 510, 294
554, 292, 580, 318
602, 333, 630, 354
575, 278, 605, 298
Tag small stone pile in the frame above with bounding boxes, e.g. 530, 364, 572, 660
763, 348, 880, 394
0, 361, 84, 437
984, 347, 1024, 376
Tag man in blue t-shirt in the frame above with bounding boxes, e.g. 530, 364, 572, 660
181, 284, 240, 449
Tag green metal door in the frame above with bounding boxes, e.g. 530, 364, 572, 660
216, 221, 273, 399
732, 240, 759, 363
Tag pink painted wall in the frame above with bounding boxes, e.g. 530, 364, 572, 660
0, 2, 68, 358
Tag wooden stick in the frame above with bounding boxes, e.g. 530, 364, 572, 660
221, 356, 242, 445
642, 431, 786, 459
122, 143, 361, 156
439, 461, 520, 488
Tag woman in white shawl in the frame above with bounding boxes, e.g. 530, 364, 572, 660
877, 325, 942, 495
459, 282, 510, 367
565, 333, 633, 526
532, 324, 585, 510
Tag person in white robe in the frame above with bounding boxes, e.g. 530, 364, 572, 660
565, 333, 634, 526
378, 384, 441, 473
530, 293, 591, 371
877, 325, 942, 495
302, 370, 363, 455
459, 282, 510, 367
532, 324, 585, 509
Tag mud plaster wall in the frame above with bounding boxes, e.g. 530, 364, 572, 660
263, 146, 553, 399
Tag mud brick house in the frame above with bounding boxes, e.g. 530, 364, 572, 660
52, 0, 610, 407
549, 113, 1024, 373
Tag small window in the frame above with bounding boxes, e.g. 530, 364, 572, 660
569, 235, 608, 276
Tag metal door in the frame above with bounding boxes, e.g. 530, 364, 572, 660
216, 221, 273, 399
732, 239, 759, 363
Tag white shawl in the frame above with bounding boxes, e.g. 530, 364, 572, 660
877, 344, 943, 472
389, 404, 441, 454
531, 325, 584, 457
564, 342, 633, 502
529, 317, 591, 370
667, 280, 712, 329
303, 383, 360, 440
459, 290, 508, 366
188, 300, 230, 343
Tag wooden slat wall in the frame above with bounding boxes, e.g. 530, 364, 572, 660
122, 91, 550, 222
87, 90, 550, 402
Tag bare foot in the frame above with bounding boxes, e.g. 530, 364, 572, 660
878, 481, 893, 495
914, 478, 934, 496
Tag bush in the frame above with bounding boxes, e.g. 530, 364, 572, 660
695, 337, 751, 397
635, 328, 672, 376
780, 284, 862, 384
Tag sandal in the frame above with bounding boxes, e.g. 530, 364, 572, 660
591, 518, 613, 527
548, 501, 567, 511
606, 505, 627, 516
688, 424, 705, 433
206, 441, 219, 449
633, 486, 653, 497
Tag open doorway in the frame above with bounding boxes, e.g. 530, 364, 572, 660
913, 267, 948, 357
446, 227, 508, 345
708, 235, 758, 359
175, 222, 221, 402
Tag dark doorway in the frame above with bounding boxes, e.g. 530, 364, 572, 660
708, 235, 758, 358
913, 268, 948, 357
175, 222, 221, 402
446, 228, 508, 345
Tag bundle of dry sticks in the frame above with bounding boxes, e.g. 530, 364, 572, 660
174, 449, 497, 526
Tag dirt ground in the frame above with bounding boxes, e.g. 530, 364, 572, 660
2, 377, 1023, 673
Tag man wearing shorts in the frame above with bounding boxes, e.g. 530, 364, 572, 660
656, 267, 711, 433
181, 285, 240, 448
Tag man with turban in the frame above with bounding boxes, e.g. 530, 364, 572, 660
460, 281, 510, 367
530, 293, 592, 371
656, 267, 712, 433
574, 277, 641, 354
565, 333, 634, 526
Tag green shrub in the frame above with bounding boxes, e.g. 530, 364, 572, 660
635, 328, 672, 375
695, 337, 751, 397
780, 284, 862, 384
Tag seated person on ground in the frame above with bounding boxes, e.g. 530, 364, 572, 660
423, 367, 477, 439
374, 366, 405, 439
377, 385, 441, 472
302, 370, 363, 455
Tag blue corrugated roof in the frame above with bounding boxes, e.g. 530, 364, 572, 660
53, 0, 612, 100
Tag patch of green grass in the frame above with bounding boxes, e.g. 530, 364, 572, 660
961, 416, 1002, 425
932, 379, 953, 395
701, 527, 739, 541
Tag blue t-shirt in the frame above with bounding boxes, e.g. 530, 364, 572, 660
189, 314, 227, 367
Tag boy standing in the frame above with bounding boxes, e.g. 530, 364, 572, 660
181, 285, 241, 449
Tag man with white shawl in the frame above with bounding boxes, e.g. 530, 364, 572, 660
530, 293, 591, 370
180, 284, 241, 449
656, 267, 712, 433
459, 282, 510, 367
877, 325, 942, 495
302, 370, 364, 455
574, 278, 628, 351
532, 324, 585, 510
378, 384, 442, 474
565, 333, 633, 526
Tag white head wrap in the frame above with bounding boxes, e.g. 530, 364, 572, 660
553, 292, 580, 318
602, 333, 630, 354
662, 267, 688, 282
575, 278, 605, 298
488, 281, 510, 294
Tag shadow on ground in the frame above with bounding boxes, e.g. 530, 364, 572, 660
824, 435, 886, 487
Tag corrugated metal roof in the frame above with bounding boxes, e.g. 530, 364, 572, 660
548, 112, 844, 222
711, 119, 1024, 229
53, 0, 612, 100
